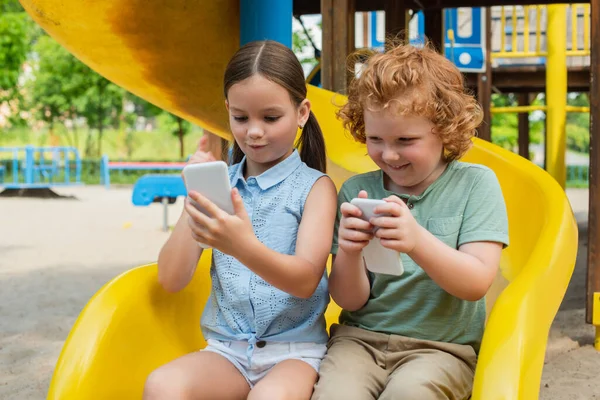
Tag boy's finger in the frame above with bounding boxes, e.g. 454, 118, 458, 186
370, 216, 398, 229
374, 201, 404, 217
358, 190, 368, 199
340, 202, 362, 217
344, 217, 373, 231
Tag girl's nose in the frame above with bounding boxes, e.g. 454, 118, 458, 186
247, 124, 264, 139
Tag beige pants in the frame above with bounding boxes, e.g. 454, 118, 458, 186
311, 324, 477, 400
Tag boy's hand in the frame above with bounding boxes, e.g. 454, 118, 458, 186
338, 190, 374, 254
182, 136, 216, 180
184, 188, 255, 257
370, 195, 421, 253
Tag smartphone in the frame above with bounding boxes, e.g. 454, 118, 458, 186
182, 161, 234, 248
350, 198, 404, 276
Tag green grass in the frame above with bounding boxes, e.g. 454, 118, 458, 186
0, 126, 206, 160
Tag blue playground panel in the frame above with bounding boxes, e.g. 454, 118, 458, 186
131, 174, 187, 206
132, 174, 188, 231
0, 146, 82, 189
366, 8, 487, 73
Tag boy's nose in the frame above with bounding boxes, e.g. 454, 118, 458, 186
382, 149, 400, 162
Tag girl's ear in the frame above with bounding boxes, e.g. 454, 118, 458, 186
225, 100, 230, 112
298, 99, 311, 128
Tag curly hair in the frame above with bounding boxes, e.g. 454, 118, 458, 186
338, 40, 483, 161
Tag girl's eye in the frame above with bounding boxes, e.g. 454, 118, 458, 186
233, 116, 247, 122
264, 116, 281, 122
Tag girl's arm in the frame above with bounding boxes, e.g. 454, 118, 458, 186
186, 176, 338, 299
156, 135, 215, 293
156, 209, 203, 293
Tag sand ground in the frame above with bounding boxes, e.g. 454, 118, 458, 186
0, 186, 598, 399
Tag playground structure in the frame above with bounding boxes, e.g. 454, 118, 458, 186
99, 155, 187, 189
14, 0, 589, 398
0, 145, 82, 189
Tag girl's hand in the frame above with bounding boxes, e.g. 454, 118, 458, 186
370, 196, 421, 253
184, 188, 255, 257
182, 136, 216, 180
338, 190, 374, 255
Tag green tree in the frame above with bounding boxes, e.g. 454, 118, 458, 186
75, 73, 124, 157
29, 35, 85, 145
157, 112, 192, 158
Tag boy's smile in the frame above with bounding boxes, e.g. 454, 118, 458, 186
364, 109, 448, 196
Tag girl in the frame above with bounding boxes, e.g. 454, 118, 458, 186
144, 40, 337, 400
311, 41, 509, 400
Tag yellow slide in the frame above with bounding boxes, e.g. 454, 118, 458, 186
19, 1, 578, 399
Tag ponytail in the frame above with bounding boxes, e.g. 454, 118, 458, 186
296, 111, 327, 173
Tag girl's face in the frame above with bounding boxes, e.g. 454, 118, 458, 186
226, 74, 310, 176
363, 109, 447, 196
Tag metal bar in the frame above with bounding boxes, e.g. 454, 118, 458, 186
491, 105, 547, 113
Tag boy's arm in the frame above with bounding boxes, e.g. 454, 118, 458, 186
328, 187, 371, 311
329, 251, 371, 311
408, 231, 502, 301
409, 168, 508, 301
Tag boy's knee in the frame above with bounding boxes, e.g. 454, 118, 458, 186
381, 374, 471, 400
312, 377, 378, 400
143, 368, 189, 400
380, 382, 447, 400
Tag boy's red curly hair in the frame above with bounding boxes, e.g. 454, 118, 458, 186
338, 40, 483, 161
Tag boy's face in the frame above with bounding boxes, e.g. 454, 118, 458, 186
363, 109, 447, 195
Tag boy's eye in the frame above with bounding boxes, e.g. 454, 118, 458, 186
264, 116, 281, 122
233, 116, 248, 122
397, 137, 414, 142
366, 136, 381, 141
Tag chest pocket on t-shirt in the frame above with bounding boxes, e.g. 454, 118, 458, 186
427, 216, 463, 249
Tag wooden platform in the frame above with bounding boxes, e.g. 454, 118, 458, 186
465, 65, 590, 93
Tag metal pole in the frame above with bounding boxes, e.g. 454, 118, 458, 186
545, 5, 568, 188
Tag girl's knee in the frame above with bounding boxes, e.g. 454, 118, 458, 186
247, 386, 288, 400
143, 367, 188, 400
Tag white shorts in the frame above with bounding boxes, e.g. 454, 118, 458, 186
202, 339, 327, 387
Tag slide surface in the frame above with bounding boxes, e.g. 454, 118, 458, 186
18, 1, 578, 399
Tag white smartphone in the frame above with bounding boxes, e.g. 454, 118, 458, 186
182, 161, 234, 248
350, 198, 404, 276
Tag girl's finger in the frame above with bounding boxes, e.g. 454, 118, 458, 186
185, 198, 213, 227
188, 191, 225, 219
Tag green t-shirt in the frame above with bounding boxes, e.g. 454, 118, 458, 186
332, 161, 509, 352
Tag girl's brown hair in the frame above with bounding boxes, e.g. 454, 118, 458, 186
339, 39, 483, 161
224, 40, 326, 172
